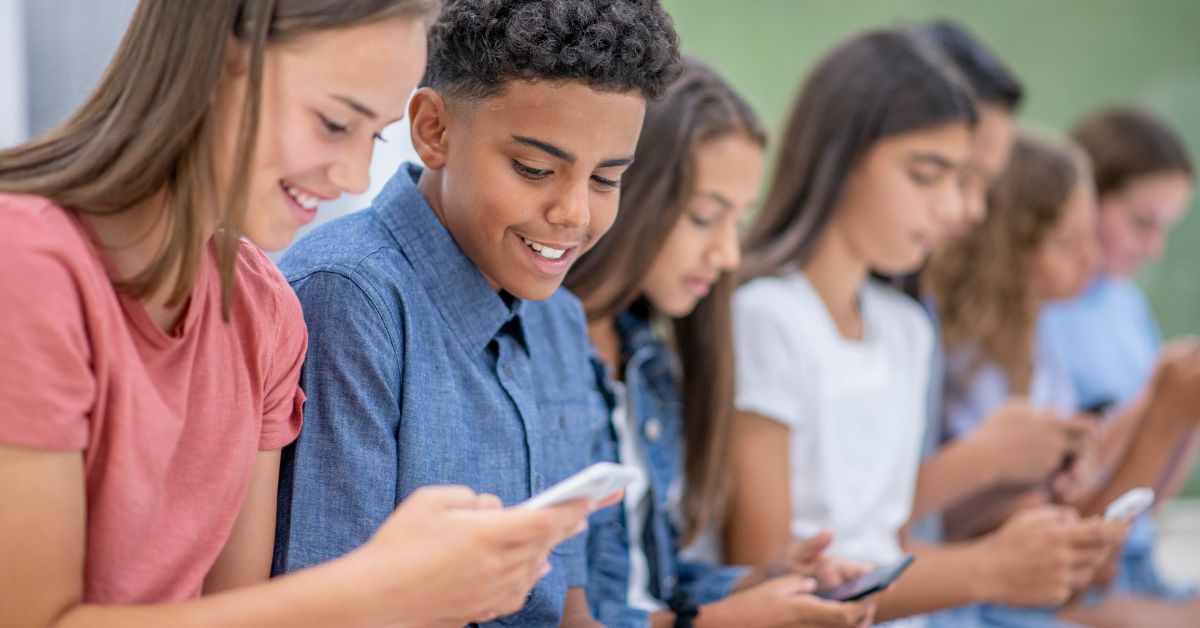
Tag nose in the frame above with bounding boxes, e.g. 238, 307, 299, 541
963, 179, 986, 227
709, 222, 742, 271
546, 179, 590, 230
1145, 229, 1167, 261
1082, 232, 1100, 273
326, 138, 374, 196
933, 180, 969, 234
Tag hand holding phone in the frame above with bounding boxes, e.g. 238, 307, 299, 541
815, 555, 914, 602
518, 462, 641, 510
1104, 487, 1155, 522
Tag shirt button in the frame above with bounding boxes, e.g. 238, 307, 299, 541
526, 591, 536, 604
664, 575, 678, 588
609, 521, 623, 534
558, 415, 568, 429
644, 418, 663, 441
502, 365, 514, 379
533, 474, 544, 490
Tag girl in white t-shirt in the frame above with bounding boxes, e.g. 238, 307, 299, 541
723, 28, 974, 626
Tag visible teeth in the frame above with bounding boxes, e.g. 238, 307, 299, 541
283, 182, 320, 210
521, 236, 566, 260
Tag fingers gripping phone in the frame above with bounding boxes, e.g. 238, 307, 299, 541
816, 555, 915, 602
518, 462, 641, 510
1104, 487, 1155, 523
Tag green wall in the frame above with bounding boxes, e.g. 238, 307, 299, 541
661, 0, 1200, 491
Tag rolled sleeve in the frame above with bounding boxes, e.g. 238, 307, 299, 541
677, 561, 750, 606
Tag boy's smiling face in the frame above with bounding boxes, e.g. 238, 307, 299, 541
411, 80, 646, 301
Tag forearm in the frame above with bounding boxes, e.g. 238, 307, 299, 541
53, 553, 385, 628
559, 587, 602, 628
1157, 427, 1200, 502
873, 541, 987, 621
1083, 402, 1190, 517
910, 436, 1000, 522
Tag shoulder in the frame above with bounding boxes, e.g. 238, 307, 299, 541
0, 194, 108, 292
735, 273, 816, 325
735, 272, 810, 311
229, 241, 307, 345
864, 280, 933, 351
0, 193, 94, 257
277, 209, 403, 286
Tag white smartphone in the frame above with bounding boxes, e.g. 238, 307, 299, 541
518, 462, 642, 510
1104, 487, 1155, 522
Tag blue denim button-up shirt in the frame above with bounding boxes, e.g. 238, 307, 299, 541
586, 310, 748, 627
272, 163, 595, 626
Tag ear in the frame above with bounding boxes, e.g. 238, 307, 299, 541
409, 87, 452, 170
222, 34, 250, 78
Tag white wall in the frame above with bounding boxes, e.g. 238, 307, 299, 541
0, 0, 28, 148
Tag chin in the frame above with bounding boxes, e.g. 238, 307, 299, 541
502, 277, 563, 302
660, 298, 697, 319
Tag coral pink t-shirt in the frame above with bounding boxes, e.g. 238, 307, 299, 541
0, 193, 306, 603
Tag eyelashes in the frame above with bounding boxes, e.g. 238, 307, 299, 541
512, 160, 621, 190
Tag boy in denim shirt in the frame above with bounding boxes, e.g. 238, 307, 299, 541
272, 1, 681, 625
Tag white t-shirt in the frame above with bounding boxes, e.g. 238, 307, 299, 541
733, 272, 932, 566
609, 380, 666, 612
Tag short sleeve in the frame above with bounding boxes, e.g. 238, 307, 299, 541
732, 284, 806, 427
258, 264, 308, 451
0, 207, 95, 450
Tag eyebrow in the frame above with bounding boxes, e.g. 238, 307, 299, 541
332, 94, 378, 119
512, 135, 635, 169
696, 191, 735, 211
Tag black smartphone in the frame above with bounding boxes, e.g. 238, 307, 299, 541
1080, 399, 1115, 417
815, 555, 915, 602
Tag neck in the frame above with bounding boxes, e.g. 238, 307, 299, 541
84, 187, 215, 332
804, 223, 869, 341
587, 315, 622, 380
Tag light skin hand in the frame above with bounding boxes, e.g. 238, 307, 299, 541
1149, 337, 1200, 425
972, 400, 1093, 486
737, 530, 870, 592
974, 505, 1123, 606
350, 487, 591, 625
697, 576, 876, 628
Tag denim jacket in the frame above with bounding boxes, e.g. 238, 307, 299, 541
585, 310, 748, 627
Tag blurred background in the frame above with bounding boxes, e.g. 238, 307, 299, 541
3, 0, 1197, 573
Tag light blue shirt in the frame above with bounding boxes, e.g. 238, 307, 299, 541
1039, 275, 1161, 410
272, 163, 596, 626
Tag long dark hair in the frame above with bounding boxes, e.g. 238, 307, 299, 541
0, 0, 439, 317
741, 28, 977, 281
566, 56, 766, 543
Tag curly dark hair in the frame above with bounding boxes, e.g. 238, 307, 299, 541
424, 0, 681, 101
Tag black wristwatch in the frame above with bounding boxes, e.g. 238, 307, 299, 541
667, 590, 699, 628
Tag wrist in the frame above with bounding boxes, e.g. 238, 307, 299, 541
666, 590, 701, 628
962, 537, 999, 604
692, 601, 726, 628
337, 544, 423, 626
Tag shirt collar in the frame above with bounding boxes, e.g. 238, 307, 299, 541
373, 163, 526, 353
614, 306, 660, 358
